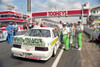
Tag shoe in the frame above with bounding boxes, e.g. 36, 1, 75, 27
75, 46, 78, 49
78, 48, 81, 50
62, 46, 65, 49
63, 48, 69, 51
64, 49, 69, 51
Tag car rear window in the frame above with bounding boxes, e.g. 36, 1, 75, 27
24, 29, 51, 37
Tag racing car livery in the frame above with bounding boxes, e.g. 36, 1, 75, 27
11, 27, 61, 60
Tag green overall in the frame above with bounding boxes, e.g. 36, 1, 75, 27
63, 34, 69, 50
76, 25, 82, 48
76, 33, 82, 48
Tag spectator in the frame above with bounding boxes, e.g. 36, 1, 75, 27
13, 22, 18, 36
28, 23, 32, 29
6, 22, 14, 44
23, 24, 27, 30
34, 22, 40, 28
31, 23, 34, 28
41, 23, 47, 27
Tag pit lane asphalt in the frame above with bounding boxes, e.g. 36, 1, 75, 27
0, 31, 81, 67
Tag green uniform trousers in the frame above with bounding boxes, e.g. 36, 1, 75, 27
76, 33, 82, 48
63, 34, 69, 50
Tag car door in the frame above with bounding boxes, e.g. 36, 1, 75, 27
51, 29, 60, 49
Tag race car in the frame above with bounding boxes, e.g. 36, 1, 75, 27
11, 27, 61, 60
0, 30, 8, 41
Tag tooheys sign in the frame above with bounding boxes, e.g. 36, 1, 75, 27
32, 9, 89, 17
48, 11, 67, 17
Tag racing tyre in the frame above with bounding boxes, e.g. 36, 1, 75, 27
52, 45, 57, 57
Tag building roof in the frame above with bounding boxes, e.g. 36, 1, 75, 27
91, 6, 100, 11
0, 11, 30, 17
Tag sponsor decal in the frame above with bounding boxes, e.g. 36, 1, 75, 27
13, 37, 45, 47
51, 37, 59, 46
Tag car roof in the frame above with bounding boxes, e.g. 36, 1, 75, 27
31, 27, 55, 30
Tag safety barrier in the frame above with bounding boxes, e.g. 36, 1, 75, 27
84, 26, 100, 41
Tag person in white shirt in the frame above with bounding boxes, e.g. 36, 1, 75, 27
62, 23, 70, 50
70, 23, 76, 46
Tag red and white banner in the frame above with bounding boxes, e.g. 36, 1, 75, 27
32, 9, 89, 17
32, 12, 47, 17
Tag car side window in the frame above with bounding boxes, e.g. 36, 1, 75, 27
53, 30, 56, 37
55, 29, 59, 37
53, 29, 59, 37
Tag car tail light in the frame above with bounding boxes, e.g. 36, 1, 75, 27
13, 44, 21, 48
35, 47, 48, 51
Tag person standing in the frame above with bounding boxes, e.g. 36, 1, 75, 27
90, 23, 96, 41
23, 24, 27, 30
31, 23, 34, 28
13, 22, 18, 36
62, 23, 70, 50
76, 21, 83, 50
58, 21, 63, 43
34, 22, 40, 28
28, 23, 32, 29
6, 22, 14, 44
70, 23, 76, 46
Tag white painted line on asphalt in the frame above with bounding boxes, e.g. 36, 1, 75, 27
52, 46, 64, 67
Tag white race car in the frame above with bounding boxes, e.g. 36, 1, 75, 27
11, 27, 61, 60
0, 30, 8, 41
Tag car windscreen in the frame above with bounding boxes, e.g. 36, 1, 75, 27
24, 29, 51, 37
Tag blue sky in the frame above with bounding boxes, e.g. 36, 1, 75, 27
0, 0, 99, 23
0, 0, 99, 13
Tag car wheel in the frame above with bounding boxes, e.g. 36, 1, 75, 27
52, 45, 57, 57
